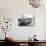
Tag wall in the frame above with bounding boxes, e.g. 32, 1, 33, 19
0, 0, 46, 40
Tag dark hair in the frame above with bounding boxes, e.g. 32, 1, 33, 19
34, 35, 36, 37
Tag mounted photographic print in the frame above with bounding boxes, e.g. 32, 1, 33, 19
18, 14, 35, 27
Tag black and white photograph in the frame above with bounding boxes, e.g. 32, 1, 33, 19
18, 15, 35, 26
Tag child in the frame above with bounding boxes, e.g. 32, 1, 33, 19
32, 35, 38, 41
